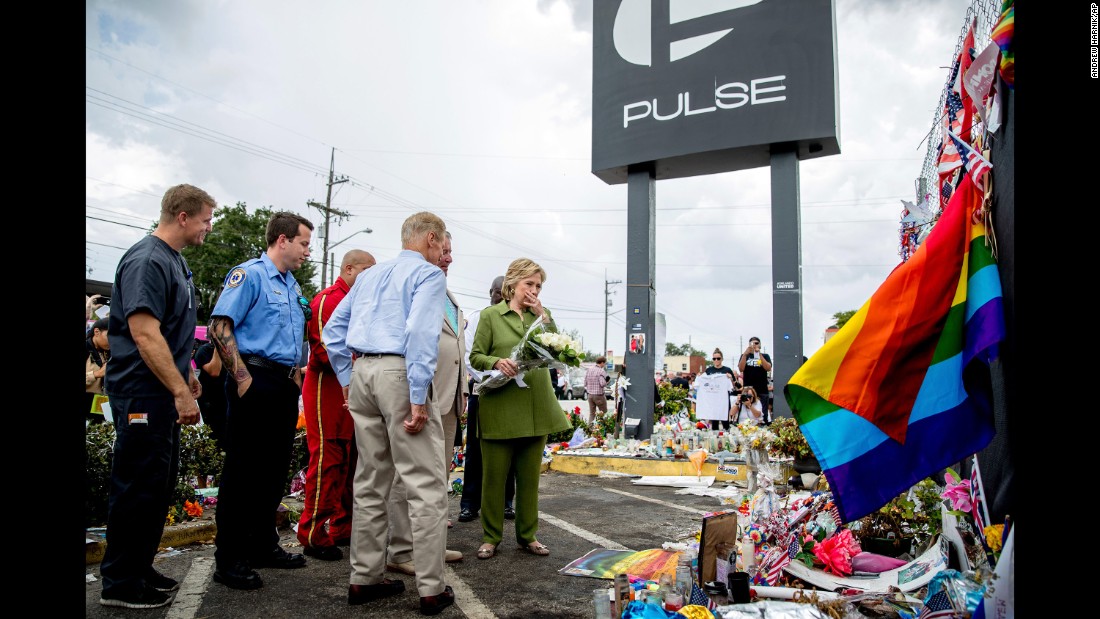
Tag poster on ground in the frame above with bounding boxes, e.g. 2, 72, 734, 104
558, 548, 680, 582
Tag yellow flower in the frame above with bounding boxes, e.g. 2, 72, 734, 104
983, 524, 1004, 552
165, 507, 177, 526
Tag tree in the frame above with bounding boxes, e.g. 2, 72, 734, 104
182, 203, 319, 323
665, 341, 705, 357
830, 309, 858, 330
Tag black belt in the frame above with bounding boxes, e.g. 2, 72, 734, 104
241, 354, 297, 379
353, 352, 404, 359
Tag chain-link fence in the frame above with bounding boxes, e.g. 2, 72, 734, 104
915, 0, 1006, 203
900, 0, 1007, 260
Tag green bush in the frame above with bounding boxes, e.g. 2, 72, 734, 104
657, 383, 692, 422
548, 408, 589, 444
85, 423, 116, 528
84, 422, 254, 528
287, 429, 310, 492
178, 424, 225, 485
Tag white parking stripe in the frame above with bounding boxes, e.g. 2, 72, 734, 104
539, 512, 633, 551
446, 564, 496, 619
165, 555, 214, 619
604, 488, 708, 515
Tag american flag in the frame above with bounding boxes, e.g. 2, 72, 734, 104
918, 590, 958, 619
940, 177, 954, 202
969, 456, 992, 539
760, 547, 791, 585
828, 504, 843, 526
688, 582, 717, 610
787, 534, 801, 560
946, 132, 992, 192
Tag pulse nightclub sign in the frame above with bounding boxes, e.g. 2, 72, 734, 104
592, 0, 840, 184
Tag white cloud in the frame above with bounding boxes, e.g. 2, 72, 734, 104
86, 0, 972, 364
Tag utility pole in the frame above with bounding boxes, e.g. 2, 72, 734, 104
307, 148, 349, 288
603, 271, 622, 358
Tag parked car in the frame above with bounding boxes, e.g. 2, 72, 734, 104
563, 367, 612, 400
565, 369, 586, 400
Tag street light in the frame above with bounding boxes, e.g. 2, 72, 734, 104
330, 228, 372, 250
321, 228, 372, 288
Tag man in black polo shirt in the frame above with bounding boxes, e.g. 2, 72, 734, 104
100, 184, 216, 609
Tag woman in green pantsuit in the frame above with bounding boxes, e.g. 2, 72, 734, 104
468, 258, 571, 560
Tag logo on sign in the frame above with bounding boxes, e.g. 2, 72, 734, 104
613, 0, 764, 66
776, 281, 795, 289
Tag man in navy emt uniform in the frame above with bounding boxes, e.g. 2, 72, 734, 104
100, 184, 216, 609
208, 211, 314, 590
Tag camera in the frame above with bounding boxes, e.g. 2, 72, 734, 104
741, 393, 752, 402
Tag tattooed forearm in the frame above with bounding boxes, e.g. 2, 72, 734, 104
208, 317, 251, 385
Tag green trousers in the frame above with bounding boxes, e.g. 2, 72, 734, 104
479, 435, 547, 546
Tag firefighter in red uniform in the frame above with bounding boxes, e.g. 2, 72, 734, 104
296, 249, 376, 560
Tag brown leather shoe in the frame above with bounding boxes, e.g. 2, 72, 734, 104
419, 585, 455, 616
348, 579, 406, 605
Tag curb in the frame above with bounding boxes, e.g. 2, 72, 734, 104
87, 520, 218, 566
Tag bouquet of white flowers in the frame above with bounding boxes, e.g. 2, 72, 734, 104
474, 319, 585, 396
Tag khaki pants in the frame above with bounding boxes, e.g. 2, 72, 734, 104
348, 356, 448, 597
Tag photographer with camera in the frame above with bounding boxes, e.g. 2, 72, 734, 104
733, 386, 764, 426
737, 337, 772, 423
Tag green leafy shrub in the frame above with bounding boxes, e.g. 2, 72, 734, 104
850, 477, 944, 555
286, 429, 310, 493
85, 423, 116, 528
593, 411, 617, 438
548, 408, 588, 444
657, 383, 691, 422
178, 424, 224, 485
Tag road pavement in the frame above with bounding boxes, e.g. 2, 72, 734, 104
84, 440, 728, 618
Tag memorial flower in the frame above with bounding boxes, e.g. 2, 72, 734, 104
475, 320, 585, 395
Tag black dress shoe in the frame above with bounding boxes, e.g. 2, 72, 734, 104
348, 579, 406, 605
213, 561, 263, 590
503, 505, 516, 520
419, 585, 455, 615
303, 545, 343, 561
457, 507, 478, 522
250, 548, 307, 569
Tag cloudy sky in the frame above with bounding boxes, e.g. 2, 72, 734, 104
86, 0, 977, 365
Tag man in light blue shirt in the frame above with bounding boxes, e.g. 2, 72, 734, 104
208, 211, 314, 591
322, 211, 455, 613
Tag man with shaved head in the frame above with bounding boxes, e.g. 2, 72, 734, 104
296, 249, 377, 561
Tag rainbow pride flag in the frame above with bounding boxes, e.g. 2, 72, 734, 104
991, 1, 1014, 88
784, 173, 1004, 523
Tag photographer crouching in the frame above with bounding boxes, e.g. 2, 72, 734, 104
733, 386, 764, 426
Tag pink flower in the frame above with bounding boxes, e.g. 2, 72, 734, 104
812, 534, 854, 577
941, 478, 972, 512
835, 528, 862, 556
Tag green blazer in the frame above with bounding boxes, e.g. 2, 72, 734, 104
469, 301, 571, 440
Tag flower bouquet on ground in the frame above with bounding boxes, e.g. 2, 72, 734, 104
474, 319, 585, 396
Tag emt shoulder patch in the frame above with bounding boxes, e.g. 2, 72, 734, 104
227, 267, 247, 288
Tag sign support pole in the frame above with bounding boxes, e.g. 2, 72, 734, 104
625, 163, 656, 439
770, 144, 805, 418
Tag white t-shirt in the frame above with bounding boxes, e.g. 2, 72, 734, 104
693, 373, 733, 421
